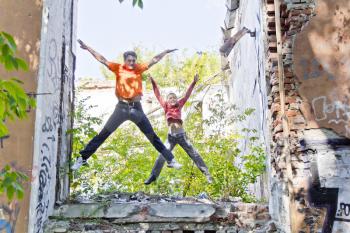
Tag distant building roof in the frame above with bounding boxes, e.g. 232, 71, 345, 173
78, 79, 115, 90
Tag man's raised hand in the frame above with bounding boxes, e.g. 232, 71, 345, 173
194, 73, 199, 83
166, 49, 178, 54
148, 49, 178, 68
78, 39, 88, 50
77, 39, 108, 66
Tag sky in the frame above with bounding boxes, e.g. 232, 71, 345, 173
75, 0, 226, 80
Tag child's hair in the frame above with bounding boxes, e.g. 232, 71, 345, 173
167, 92, 177, 99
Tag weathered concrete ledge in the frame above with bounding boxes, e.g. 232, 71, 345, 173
45, 202, 274, 232
52, 203, 216, 222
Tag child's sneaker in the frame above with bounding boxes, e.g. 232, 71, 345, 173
167, 159, 182, 169
144, 174, 157, 185
71, 157, 88, 170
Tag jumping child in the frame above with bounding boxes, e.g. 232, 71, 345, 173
144, 74, 213, 185
71, 39, 182, 171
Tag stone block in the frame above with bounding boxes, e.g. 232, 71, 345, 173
149, 203, 215, 219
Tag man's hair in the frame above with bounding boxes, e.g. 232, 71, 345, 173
123, 51, 137, 60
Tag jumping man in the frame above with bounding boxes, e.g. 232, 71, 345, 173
72, 39, 182, 171
144, 74, 213, 185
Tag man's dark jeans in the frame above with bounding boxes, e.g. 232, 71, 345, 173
80, 102, 174, 162
150, 132, 210, 178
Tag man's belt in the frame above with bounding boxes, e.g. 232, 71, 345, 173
118, 98, 140, 106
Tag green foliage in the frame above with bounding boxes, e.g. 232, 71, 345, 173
0, 31, 36, 137
67, 95, 103, 160
0, 31, 32, 203
70, 92, 266, 202
0, 32, 28, 72
118, 0, 144, 9
0, 165, 28, 202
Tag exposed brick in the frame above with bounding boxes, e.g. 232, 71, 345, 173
285, 78, 295, 84
286, 110, 299, 117
286, 96, 297, 104
273, 119, 282, 127
284, 84, 295, 90
271, 103, 281, 114
289, 103, 300, 110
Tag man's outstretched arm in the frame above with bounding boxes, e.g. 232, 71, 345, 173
179, 74, 198, 107
148, 49, 177, 68
78, 39, 109, 67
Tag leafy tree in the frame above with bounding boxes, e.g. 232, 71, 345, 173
118, 0, 144, 9
70, 90, 266, 202
0, 31, 33, 203
0, 165, 28, 202
0, 31, 36, 137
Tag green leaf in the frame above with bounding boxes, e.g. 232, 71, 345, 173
4, 56, 14, 70
2, 32, 17, 50
2, 44, 10, 56
16, 188, 24, 199
132, 0, 137, 6
0, 122, 9, 137
16, 58, 29, 71
138, 0, 143, 8
6, 185, 15, 201
10, 56, 19, 70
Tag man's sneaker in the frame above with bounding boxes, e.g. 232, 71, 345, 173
206, 174, 213, 184
144, 175, 157, 185
71, 157, 88, 170
167, 159, 182, 169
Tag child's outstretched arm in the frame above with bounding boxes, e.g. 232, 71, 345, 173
149, 75, 166, 108
179, 74, 198, 107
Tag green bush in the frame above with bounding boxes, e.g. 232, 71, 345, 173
70, 91, 266, 202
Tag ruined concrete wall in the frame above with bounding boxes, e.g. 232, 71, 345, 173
221, 0, 269, 200
265, 0, 350, 232
27, 0, 77, 232
44, 201, 273, 233
0, 1, 43, 233
293, 0, 350, 139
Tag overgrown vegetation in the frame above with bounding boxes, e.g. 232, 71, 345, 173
0, 165, 28, 201
118, 0, 144, 9
0, 31, 32, 202
70, 88, 266, 202
0, 32, 35, 137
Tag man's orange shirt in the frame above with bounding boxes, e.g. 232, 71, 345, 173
107, 62, 149, 99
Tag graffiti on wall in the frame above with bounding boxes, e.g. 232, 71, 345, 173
0, 202, 20, 233
33, 37, 61, 233
304, 131, 350, 233
335, 188, 350, 223
311, 96, 350, 138
293, 0, 350, 139
294, 1, 350, 229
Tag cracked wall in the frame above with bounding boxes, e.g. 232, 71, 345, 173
221, 0, 269, 201
223, 0, 350, 232
0, 1, 44, 233
265, 0, 350, 232
0, 1, 77, 233
28, 0, 77, 232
